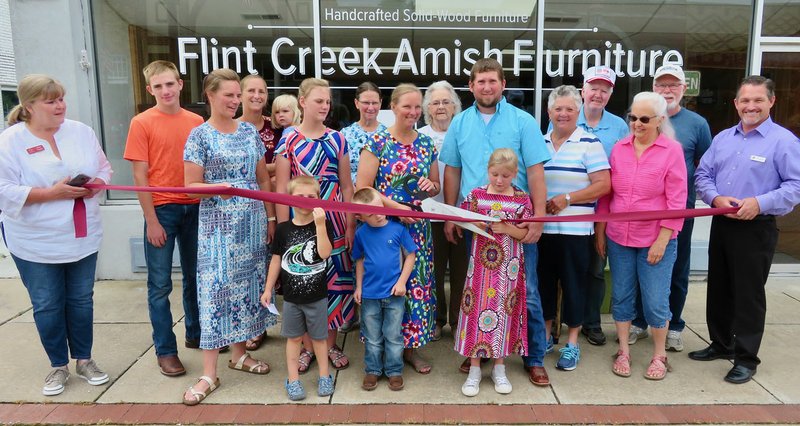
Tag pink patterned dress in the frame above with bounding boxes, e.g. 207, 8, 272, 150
454, 185, 531, 359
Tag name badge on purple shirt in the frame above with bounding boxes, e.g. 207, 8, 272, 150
750, 155, 766, 163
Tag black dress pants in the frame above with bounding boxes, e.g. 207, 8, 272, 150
706, 215, 778, 369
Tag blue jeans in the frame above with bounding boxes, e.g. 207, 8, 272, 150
522, 243, 546, 368
144, 203, 200, 356
607, 238, 676, 328
12, 252, 98, 367
633, 218, 694, 332
361, 296, 405, 377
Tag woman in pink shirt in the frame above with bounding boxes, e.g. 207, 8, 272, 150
596, 92, 687, 381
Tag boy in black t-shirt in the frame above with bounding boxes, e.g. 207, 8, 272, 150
262, 176, 335, 401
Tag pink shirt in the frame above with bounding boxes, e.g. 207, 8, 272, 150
597, 133, 687, 248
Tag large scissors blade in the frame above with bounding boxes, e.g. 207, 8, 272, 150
420, 198, 497, 240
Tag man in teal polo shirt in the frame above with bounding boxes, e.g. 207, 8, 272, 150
440, 57, 552, 387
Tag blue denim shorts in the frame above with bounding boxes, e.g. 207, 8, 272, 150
607, 237, 676, 328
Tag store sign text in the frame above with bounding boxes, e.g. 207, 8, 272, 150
177, 37, 683, 79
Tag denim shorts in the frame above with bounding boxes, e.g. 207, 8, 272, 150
281, 298, 328, 340
607, 237, 676, 328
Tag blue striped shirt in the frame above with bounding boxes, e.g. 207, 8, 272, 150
543, 127, 610, 235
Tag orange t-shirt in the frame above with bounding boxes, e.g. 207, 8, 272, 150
124, 107, 204, 206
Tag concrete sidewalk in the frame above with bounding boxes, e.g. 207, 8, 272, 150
0, 271, 799, 424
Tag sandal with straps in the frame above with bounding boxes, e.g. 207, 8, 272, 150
298, 348, 315, 375
228, 353, 270, 375
245, 331, 267, 351
182, 375, 220, 406
328, 344, 350, 370
644, 355, 672, 380
612, 350, 631, 377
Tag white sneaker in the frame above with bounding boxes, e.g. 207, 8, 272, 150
666, 330, 684, 352
76, 359, 109, 386
628, 325, 649, 345
461, 366, 481, 397
43, 367, 69, 396
490, 365, 512, 394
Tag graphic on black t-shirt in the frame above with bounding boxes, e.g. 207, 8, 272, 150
281, 235, 326, 276
272, 219, 334, 304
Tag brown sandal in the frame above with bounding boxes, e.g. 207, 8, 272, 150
182, 376, 219, 406
404, 350, 432, 374
298, 347, 315, 375
328, 344, 350, 370
644, 355, 671, 380
228, 353, 270, 375
245, 331, 267, 351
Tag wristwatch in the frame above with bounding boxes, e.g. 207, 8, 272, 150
565, 193, 571, 206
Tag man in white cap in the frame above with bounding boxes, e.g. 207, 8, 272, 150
626, 64, 712, 351
577, 65, 628, 347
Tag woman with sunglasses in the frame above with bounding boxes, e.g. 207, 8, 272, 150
595, 91, 687, 381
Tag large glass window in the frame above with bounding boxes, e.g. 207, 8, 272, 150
91, 0, 754, 196
91, 0, 313, 198
542, 0, 751, 134
762, 0, 800, 37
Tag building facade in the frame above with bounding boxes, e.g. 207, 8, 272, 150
8, 0, 800, 278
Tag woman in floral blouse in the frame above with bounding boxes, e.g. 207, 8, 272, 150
356, 83, 440, 374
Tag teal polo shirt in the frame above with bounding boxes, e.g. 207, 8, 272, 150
440, 97, 550, 202
576, 107, 628, 158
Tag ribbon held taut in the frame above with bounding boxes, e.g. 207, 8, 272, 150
84, 183, 738, 223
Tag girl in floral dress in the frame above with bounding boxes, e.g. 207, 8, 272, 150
455, 148, 531, 397
275, 78, 356, 372
356, 84, 440, 374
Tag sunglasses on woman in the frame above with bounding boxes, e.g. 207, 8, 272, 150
628, 114, 658, 124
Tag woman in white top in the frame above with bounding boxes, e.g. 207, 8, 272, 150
0, 74, 113, 396
417, 81, 467, 347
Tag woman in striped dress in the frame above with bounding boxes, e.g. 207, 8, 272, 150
275, 78, 356, 372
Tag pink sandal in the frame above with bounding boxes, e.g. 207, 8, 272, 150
612, 350, 631, 377
297, 348, 315, 375
644, 355, 671, 380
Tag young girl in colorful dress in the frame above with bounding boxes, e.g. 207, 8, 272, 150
275, 78, 356, 373
455, 148, 531, 397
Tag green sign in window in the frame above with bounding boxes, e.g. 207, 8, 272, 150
684, 71, 701, 97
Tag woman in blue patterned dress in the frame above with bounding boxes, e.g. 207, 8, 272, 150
341, 82, 387, 184
182, 69, 277, 405
356, 83, 440, 374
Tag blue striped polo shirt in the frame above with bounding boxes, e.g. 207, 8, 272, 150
543, 127, 610, 235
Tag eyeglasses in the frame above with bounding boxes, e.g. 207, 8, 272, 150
654, 83, 683, 90
627, 114, 658, 124
430, 100, 453, 107
357, 101, 381, 107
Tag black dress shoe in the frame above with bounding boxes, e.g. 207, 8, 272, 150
581, 327, 607, 346
725, 365, 756, 384
688, 345, 734, 361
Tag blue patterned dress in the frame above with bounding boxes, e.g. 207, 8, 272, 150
184, 121, 277, 349
365, 129, 438, 348
341, 121, 387, 184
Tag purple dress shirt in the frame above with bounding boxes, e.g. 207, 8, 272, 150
695, 117, 800, 216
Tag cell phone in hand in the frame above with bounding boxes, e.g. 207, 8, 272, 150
67, 174, 91, 187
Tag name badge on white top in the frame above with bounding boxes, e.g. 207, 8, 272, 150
750, 155, 766, 163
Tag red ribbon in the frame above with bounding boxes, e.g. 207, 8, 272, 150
73, 197, 87, 238
85, 183, 738, 223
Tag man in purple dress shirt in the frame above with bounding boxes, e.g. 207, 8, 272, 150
692, 76, 800, 384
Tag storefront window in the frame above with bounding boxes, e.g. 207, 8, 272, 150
90, 0, 755, 197
542, 0, 751, 134
762, 0, 800, 37
90, 0, 313, 198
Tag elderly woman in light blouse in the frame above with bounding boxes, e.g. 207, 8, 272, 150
417, 80, 465, 344
538, 85, 610, 372
596, 91, 687, 381
0, 74, 113, 396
